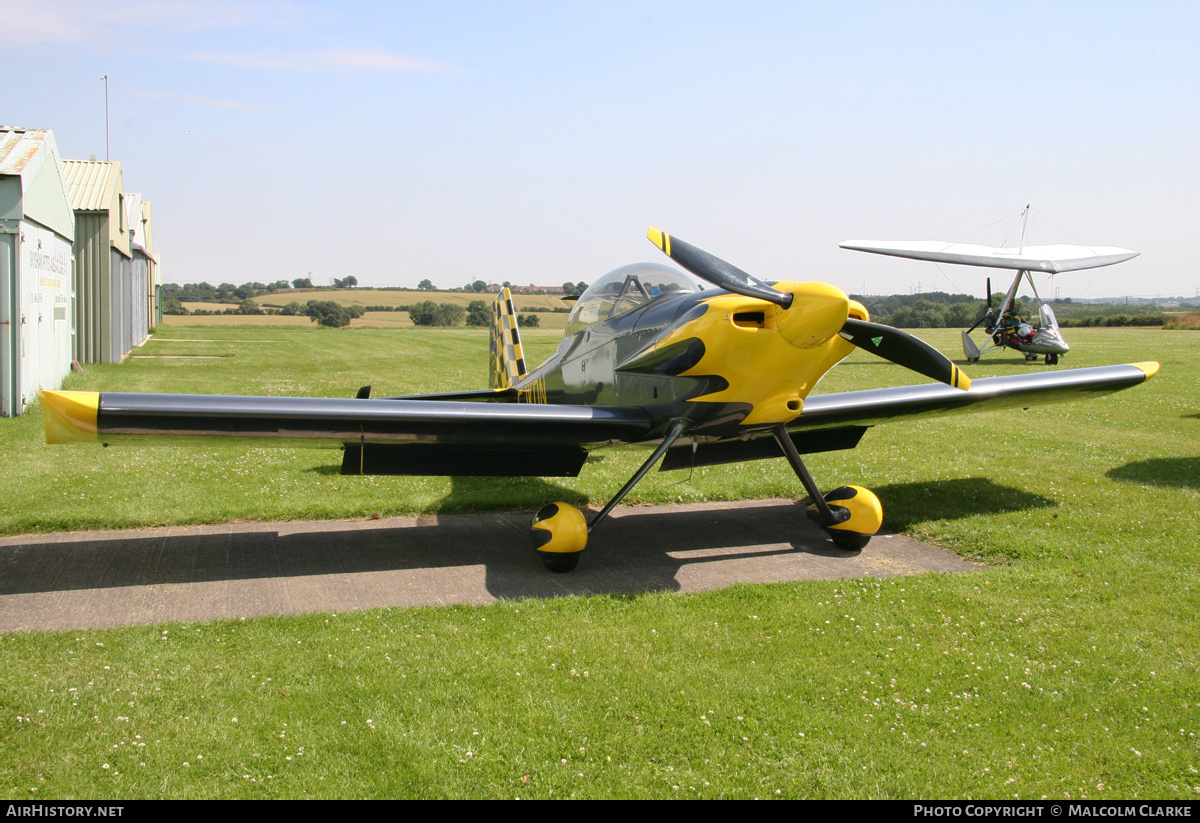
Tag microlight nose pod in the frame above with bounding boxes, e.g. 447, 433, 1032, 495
774, 282, 851, 349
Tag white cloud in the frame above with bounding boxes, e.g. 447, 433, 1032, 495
194, 49, 462, 74
0, 0, 300, 45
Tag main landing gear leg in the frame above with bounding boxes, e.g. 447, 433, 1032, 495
772, 425, 883, 552
530, 419, 689, 572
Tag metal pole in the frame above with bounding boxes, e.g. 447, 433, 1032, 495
102, 75, 109, 160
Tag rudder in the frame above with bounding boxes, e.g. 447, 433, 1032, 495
489, 288, 527, 389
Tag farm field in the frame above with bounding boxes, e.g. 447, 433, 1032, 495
256, 287, 571, 312
166, 310, 570, 330
1, 326, 1196, 798
176, 287, 572, 329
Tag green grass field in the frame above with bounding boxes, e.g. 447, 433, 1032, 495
1, 326, 1196, 799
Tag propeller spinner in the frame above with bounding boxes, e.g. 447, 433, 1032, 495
647, 227, 971, 391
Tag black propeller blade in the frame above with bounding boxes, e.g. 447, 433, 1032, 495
840, 318, 971, 390
647, 227, 794, 308
965, 276, 994, 335
647, 227, 971, 391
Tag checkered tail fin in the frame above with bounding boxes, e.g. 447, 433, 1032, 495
489, 288, 527, 390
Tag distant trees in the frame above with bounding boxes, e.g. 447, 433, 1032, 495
440, 304, 466, 326
851, 292, 985, 328
466, 300, 490, 327
305, 300, 364, 328
407, 301, 437, 325
1060, 313, 1165, 328
155, 280, 1180, 332
409, 301, 466, 326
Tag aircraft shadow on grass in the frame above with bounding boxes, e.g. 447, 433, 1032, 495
0, 477, 1038, 605
1107, 456, 1200, 492
870, 477, 1056, 532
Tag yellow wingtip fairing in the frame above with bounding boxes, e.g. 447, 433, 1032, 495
1131, 361, 1160, 379
646, 226, 669, 255
38, 390, 101, 444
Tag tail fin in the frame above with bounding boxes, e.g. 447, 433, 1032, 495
489, 288, 527, 389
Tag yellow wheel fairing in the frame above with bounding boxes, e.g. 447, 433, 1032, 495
39, 391, 101, 444
530, 502, 588, 554
820, 485, 883, 535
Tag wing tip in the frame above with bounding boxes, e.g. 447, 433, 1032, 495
1131, 361, 1160, 380
39, 390, 101, 444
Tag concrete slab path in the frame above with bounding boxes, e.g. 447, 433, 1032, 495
0, 499, 983, 632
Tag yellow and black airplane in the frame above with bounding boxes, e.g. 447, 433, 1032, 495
39, 229, 1159, 571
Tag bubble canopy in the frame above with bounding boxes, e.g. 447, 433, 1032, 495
565, 263, 703, 336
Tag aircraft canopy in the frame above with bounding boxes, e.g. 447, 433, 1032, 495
566, 263, 701, 335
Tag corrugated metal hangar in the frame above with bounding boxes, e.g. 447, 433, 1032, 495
1, 127, 163, 416
1, 128, 76, 417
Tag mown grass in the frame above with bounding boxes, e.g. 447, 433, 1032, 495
1, 326, 1196, 799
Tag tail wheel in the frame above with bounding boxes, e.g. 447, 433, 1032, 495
530, 502, 588, 572
807, 485, 882, 552
1045, 353, 1059, 365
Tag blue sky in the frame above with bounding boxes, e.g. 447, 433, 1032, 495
4, 0, 1196, 298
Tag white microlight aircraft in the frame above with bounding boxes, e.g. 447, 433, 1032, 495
839, 208, 1140, 365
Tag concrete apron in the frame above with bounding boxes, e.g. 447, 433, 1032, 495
0, 499, 983, 632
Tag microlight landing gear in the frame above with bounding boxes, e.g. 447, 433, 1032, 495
771, 425, 882, 552
530, 419, 689, 572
